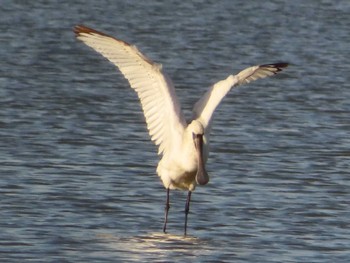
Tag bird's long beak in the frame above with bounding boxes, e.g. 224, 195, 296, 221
194, 134, 209, 185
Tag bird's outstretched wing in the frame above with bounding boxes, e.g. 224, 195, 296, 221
75, 25, 186, 155
193, 63, 288, 130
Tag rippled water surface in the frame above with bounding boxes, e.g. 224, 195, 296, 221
1, 0, 350, 262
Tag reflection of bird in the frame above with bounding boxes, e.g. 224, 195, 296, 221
74, 25, 288, 235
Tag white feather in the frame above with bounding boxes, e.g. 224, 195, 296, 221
75, 25, 288, 191
75, 25, 186, 155
193, 64, 287, 130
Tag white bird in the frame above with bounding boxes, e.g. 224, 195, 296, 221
74, 25, 288, 235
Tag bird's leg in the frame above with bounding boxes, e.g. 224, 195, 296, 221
184, 191, 192, 236
163, 188, 170, 233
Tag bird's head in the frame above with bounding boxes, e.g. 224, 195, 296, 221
188, 121, 209, 185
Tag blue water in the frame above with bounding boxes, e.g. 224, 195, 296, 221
1, 0, 350, 262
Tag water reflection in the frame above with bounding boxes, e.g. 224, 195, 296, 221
97, 232, 210, 261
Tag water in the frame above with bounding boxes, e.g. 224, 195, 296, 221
1, 0, 350, 262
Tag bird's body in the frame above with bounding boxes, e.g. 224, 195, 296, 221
74, 25, 288, 235
157, 120, 209, 191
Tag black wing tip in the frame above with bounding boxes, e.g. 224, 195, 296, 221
73, 24, 111, 38
73, 24, 133, 48
261, 62, 289, 72
74, 25, 91, 36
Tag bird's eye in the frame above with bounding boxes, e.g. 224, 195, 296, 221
192, 132, 196, 140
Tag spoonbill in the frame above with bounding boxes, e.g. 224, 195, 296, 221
74, 25, 288, 235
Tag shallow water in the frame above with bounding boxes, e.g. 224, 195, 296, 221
1, 0, 350, 262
